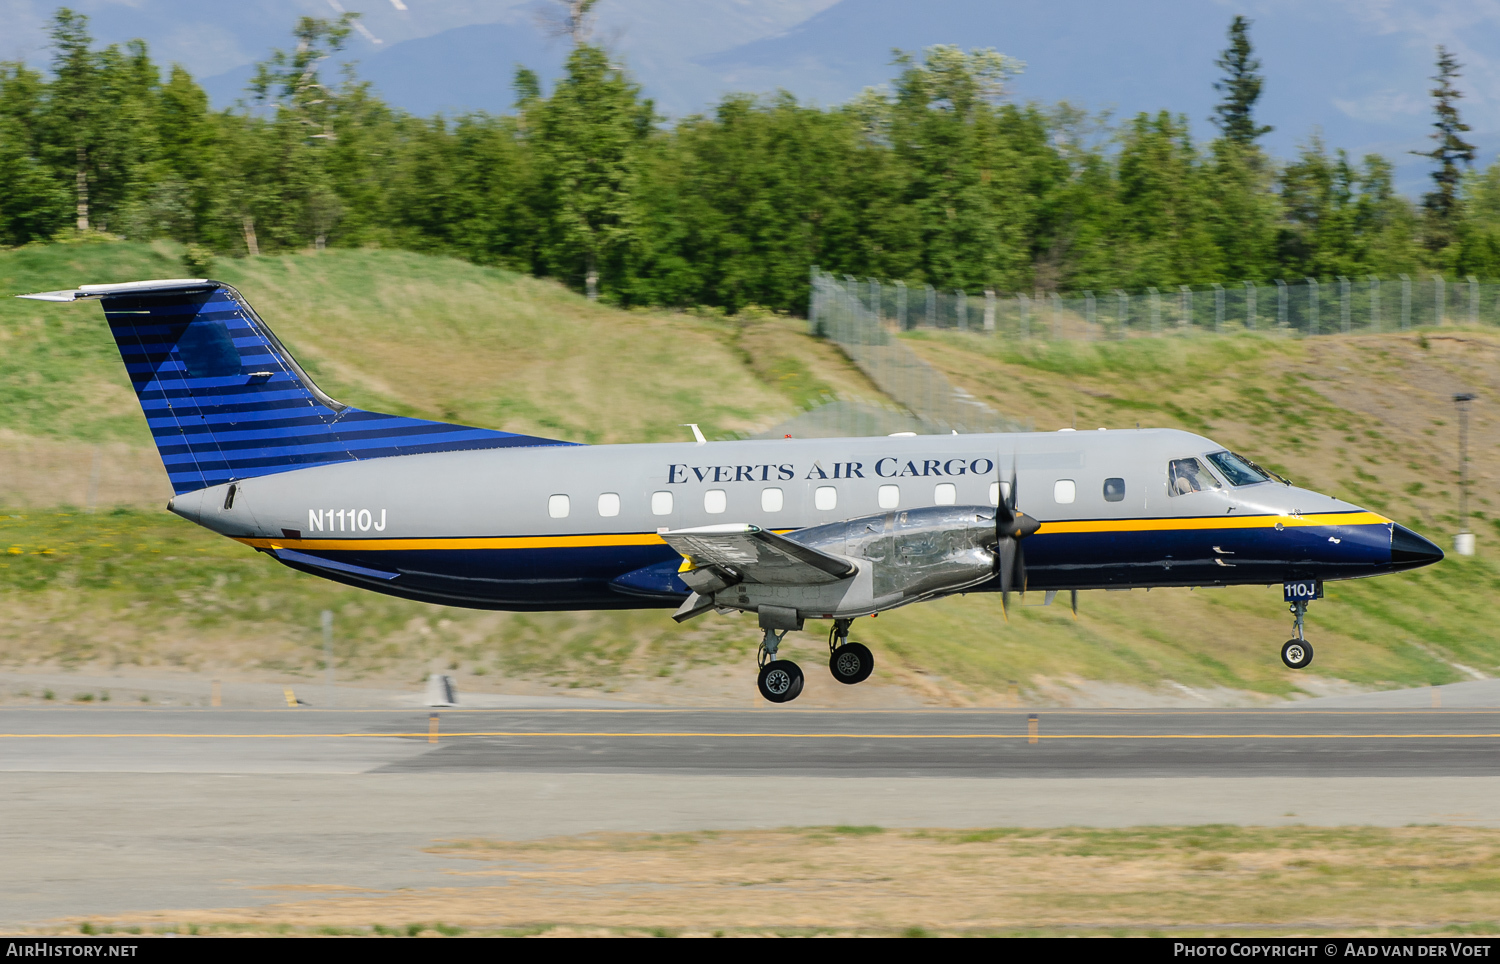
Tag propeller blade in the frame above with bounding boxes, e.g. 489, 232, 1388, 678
994, 455, 1014, 527
1008, 464, 1018, 512
997, 538, 1015, 620
1070, 589, 1078, 620
1018, 540, 1028, 594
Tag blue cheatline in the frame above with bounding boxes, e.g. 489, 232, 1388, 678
100, 282, 574, 494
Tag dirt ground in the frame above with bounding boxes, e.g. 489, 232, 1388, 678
60, 826, 1500, 937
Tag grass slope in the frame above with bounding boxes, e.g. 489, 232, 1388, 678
1, 241, 1496, 704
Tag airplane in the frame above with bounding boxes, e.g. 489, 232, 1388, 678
20, 278, 1445, 703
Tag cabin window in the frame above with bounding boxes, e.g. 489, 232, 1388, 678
1168, 458, 1221, 497
878, 484, 900, 509
651, 490, 673, 515
934, 482, 957, 505
1103, 478, 1126, 502
548, 494, 570, 519
1205, 450, 1271, 486
704, 489, 727, 514
814, 486, 837, 511
761, 487, 784, 512
597, 493, 620, 517
1053, 479, 1076, 504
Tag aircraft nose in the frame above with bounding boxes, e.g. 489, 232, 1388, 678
1390, 524, 1444, 568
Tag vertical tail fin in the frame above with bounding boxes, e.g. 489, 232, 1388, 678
20, 279, 570, 494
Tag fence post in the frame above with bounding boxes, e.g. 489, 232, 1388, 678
869, 278, 882, 326
984, 289, 996, 332
1339, 276, 1351, 334
895, 280, 907, 330
1306, 278, 1319, 335
1018, 293, 1030, 338
1434, 274, 1445, 325
1244, 281, 1256, 330
808, 266, 821, 335
1148, 287, 1161, 334
1276, 279, 1287, 331
956, 289, 968, 331
1469, 275, 1478, 325
924, 284, 936, 328
1369, 276, 1380, 332
1212, 282, 1224, 334
1051, 293, 1062, 340
1400, 274, 1411, 329
1115, 289, 1128, 339
1084, 290, 1096, 340
1179, 285, 1191, 330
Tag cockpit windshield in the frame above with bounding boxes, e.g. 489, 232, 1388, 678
1205, 450, 1272, 486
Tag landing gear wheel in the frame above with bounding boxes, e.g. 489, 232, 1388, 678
829, 643, 874, 685
1281, 639, 1314, 670
758, 660, 804, 703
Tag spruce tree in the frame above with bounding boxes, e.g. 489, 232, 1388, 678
1413, 46, 1476, 252
1211, 16, 1272, 147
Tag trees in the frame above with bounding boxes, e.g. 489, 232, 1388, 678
1211, 16, 1272, 148
532, 44, 653, 300
1413, 46, 1477, 255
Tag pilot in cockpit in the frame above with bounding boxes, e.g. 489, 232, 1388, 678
1168, 457, 1220, 496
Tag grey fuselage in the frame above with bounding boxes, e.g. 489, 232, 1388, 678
166, 428, 1428, 612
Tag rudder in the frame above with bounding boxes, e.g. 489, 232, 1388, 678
21, 279, 570, 494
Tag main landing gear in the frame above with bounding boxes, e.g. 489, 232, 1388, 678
1281, 599, 1314, 670
755, 619, 878, 703
828, 618, 874, 685
757, 629, 803, 703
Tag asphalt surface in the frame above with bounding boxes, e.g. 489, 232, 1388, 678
7, 704, 1500, 926
4, 705, 1500, 778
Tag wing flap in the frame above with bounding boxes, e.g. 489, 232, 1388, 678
661, 524, 855, 586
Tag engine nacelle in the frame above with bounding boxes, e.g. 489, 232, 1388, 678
704, 505, 998, 623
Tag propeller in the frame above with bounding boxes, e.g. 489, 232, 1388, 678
995, 460, 1041, 618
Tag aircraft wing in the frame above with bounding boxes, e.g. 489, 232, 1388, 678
661, 524, 855, 586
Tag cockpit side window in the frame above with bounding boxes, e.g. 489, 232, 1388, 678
1205, 450, 1271, 486
1167, 458, 1221, 497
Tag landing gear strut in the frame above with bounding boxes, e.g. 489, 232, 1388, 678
757, 629, 803, 703
1281, 600, 1314, 670
828, 618, 874, 685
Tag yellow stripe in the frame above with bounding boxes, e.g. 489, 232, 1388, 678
1039, 511, 1390, 535
238, 533, 670, 551
237, 512, 1389, 552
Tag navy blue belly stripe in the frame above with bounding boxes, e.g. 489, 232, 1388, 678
101, 283, 574, 494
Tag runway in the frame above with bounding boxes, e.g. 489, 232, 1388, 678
7, 704, 1500, 926
5, 705, 1500, 777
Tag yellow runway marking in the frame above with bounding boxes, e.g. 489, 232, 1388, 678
3, 731, 1500, 740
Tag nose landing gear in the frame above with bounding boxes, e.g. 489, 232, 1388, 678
828, 618, 874, 685
1281, 599, 1314, 669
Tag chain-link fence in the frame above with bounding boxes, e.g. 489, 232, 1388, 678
788, 272, 1029, 439
813, 270, 1500, 341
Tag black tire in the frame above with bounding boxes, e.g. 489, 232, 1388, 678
829, 643, 875, 685
1280, 639, 1314, 670
758, 660, 804, 703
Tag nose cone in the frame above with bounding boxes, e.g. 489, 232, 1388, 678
1390, 524, 1444, 570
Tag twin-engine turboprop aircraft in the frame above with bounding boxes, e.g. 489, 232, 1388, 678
21, 279, 1445, 702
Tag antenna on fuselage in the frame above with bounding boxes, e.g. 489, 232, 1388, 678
682, 424, 707, 445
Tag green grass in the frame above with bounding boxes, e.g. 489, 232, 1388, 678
3, 240, 1498, 702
